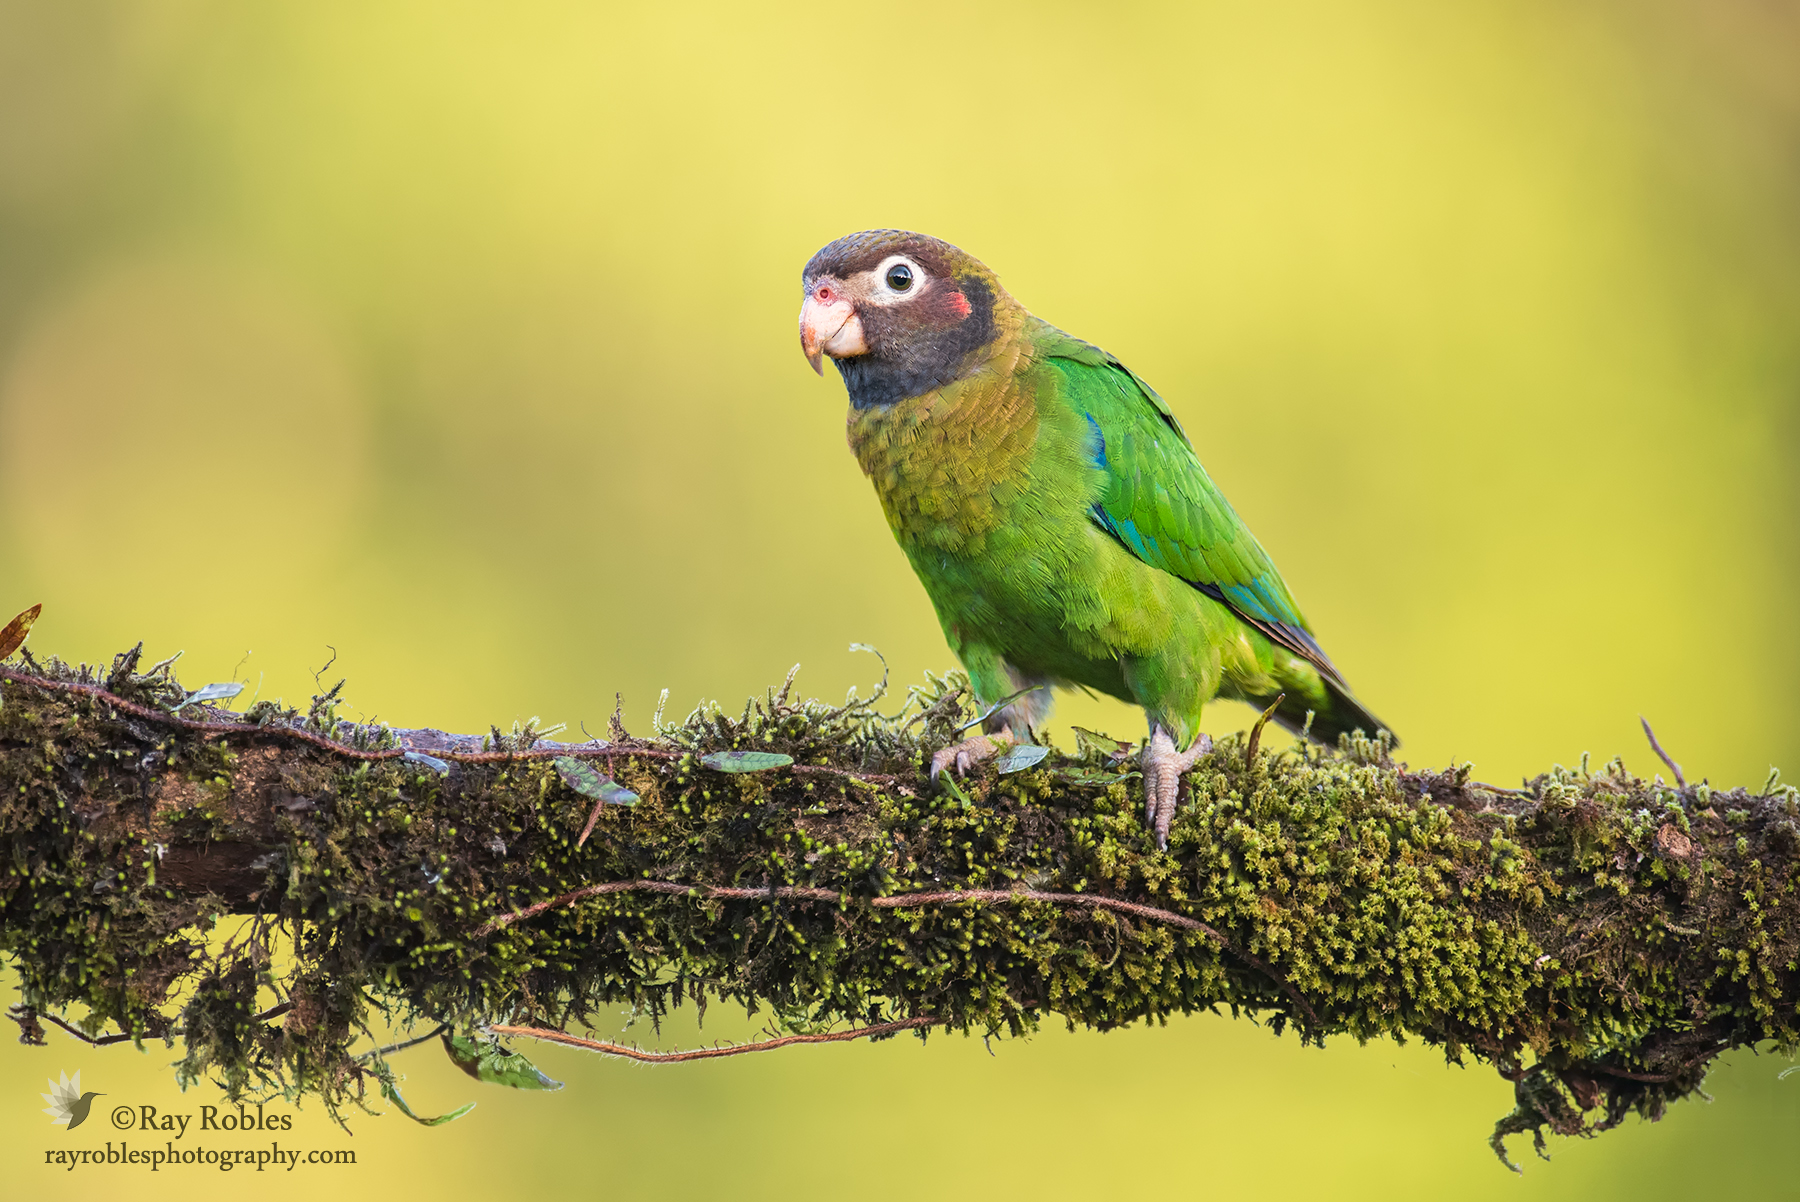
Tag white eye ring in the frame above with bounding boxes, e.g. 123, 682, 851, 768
867, 255, 926, 304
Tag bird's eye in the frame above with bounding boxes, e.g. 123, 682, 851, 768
867, 255, 925, 304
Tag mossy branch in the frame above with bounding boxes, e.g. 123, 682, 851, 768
3, 644, 1799, 1170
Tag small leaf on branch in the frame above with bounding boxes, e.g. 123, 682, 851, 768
404, 750, 451, 775
1054, 767, 1129, 786
1245, 693, 1285, 766
170, 681, 245, 712
442, 1032, 564, 1091
995, 743, 1050, 774
554, 756, 639, 805
700, 751, 794, 773
1071, 726, 1133, 761
0, 604, 42, 661
379, 1075, 475, 1126
558, 756, 639, 847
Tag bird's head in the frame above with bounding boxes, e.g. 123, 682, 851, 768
799, 230, 1010, 408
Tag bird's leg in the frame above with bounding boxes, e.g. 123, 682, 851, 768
1141, 724, 1212, 849
929, 730, 1014, 780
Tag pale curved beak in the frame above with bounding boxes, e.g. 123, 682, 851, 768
798, 293, 862, 375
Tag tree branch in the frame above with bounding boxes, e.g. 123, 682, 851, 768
2, 643, 1797, 1171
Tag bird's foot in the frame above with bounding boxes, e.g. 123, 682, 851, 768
929, 732, 1012, 780
1141, 726, 1212, 849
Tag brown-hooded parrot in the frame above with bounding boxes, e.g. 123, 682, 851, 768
798, 229, 1391, 846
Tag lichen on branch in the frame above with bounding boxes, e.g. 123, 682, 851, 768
1, 643, 1797, 1169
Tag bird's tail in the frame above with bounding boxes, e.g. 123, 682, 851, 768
1258, 675, 1396, 748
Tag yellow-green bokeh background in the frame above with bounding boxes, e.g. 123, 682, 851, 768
4, 1, 1800, 1196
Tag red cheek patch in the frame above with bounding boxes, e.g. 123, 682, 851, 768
945, 290, 972, 319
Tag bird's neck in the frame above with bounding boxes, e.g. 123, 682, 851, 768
844, 320, 1040, 553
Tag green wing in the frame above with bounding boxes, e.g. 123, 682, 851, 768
1036, 322, 1344, 684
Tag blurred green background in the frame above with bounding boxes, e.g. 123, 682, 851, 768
4, 0, 1800, 1196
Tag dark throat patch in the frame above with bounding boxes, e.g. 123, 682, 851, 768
837, 275, 997, 409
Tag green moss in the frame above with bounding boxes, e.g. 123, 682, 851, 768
2, 648, 1797, 1169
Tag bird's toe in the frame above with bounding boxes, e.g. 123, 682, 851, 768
1140, 726, 1210, 848
929, 733, 1008, 780
1179, 732, 1214, 772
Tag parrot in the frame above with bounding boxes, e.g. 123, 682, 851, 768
797, 230, 1392, 846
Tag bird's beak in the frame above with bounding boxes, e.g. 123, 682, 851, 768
799, 290, 864, 376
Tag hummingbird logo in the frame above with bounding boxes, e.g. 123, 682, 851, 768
41, 1070, 104, 1131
